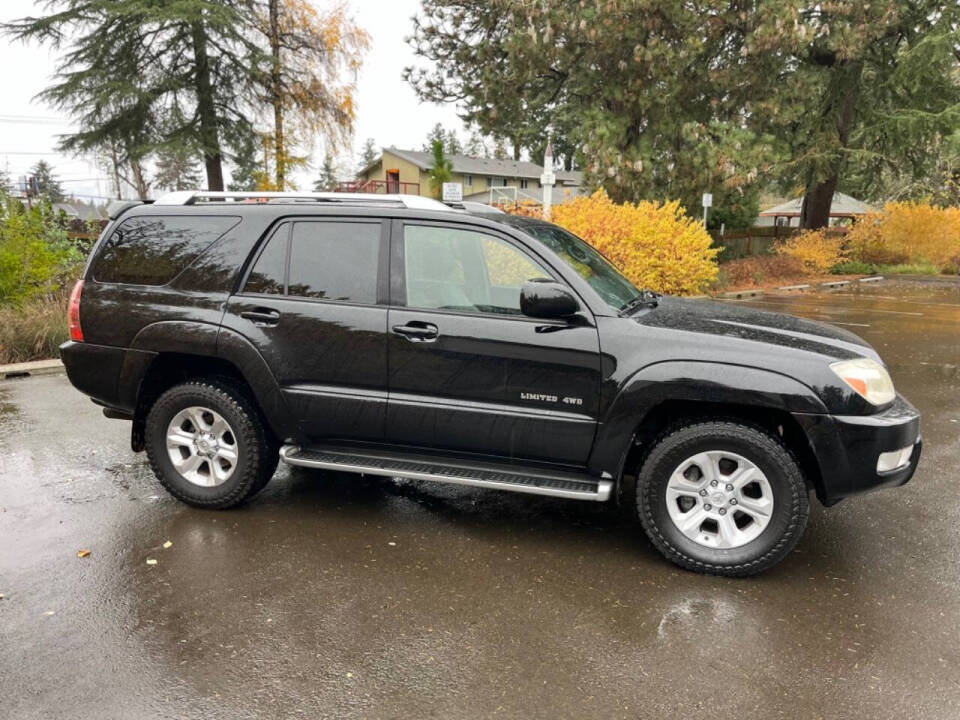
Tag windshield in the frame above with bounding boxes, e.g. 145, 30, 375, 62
522, 224, 644, 312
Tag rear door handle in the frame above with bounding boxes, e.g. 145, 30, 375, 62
392, 322, 439, 342
240, 308, 281, 326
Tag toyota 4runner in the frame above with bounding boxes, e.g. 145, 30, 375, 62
60, 191, 922, 576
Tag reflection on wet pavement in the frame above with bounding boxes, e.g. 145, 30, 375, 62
1, 277, 958, 718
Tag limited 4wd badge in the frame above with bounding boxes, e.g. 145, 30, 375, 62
521, 392, 583, 406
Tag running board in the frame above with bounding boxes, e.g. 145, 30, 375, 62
280, 445, 613, 502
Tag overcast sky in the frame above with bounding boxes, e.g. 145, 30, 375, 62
0, 0, 466, 200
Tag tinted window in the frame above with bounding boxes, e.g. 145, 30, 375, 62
403, 225, 550, 315
244, 225, 288, 295
92, 216, 239, 285
522, 224, 642, 312
287, 222, 379, 303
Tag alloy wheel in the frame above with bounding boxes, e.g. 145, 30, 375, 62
665, 450, 774, 549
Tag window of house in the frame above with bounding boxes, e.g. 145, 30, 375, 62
520, 179, 529, 189
488, 177, 506, 188
402, 224, 551, 315
464, 174, 474, 187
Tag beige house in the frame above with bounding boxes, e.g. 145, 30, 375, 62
345, 147, 584, 204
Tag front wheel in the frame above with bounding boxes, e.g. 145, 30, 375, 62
636, 421, 809, 576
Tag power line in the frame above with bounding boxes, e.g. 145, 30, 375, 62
0, 151, 74, 156
0, 113, 69, 122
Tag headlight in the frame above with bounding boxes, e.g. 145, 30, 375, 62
829, 358, 895, 405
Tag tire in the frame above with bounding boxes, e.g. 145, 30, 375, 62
636, 421, 809, 577
145, 379, 279, 509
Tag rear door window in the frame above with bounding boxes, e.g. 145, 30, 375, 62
92, 216, 239, 285
286, 221, 380, 304
244, 224, 289, 295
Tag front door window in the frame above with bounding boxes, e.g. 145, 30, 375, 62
402, 225, 551, 315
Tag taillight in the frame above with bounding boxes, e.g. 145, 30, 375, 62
68, 279, 84, 342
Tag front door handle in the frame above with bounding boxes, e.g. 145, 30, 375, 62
240, 308, 281, 326
392, 322, 439, 342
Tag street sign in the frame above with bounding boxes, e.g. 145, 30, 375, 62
539, 171, 556, 186
702, 192, 713, 208
442, 183, 463, 202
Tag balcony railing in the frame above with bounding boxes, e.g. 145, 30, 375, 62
336, 179, 421, 195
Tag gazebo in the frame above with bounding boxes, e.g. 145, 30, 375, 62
756, 192, 873, 228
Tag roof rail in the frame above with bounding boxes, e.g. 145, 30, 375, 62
153, 190, 454, 212
106, 199, 149, 220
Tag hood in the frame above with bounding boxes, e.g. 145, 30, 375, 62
635, 296, 876, 361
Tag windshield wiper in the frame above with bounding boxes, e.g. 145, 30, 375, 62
619, 289, 660, 316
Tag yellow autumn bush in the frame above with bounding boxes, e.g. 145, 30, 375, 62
846, 202, 960, 270
522, 189, 719, 295
775, 229, 848, 274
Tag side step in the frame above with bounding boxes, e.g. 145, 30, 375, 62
280, 445, 613, 502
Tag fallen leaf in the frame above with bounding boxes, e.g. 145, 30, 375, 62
162, 541, 172, 549
388, 542, 397, 547
77, 549, 91, 558
0, 593, 5, 600
44, 611, 55, 616
346, 672, 354, 678
146, 558, 157, 566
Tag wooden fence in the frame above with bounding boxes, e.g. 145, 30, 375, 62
711, 226, 847, 260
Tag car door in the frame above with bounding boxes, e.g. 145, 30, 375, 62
221, 217, 390, 442
386, 220, 601, 466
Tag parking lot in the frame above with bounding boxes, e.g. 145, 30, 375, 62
1, 276, 958, 719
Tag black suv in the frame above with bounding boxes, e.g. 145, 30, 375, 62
61, 191, 921, 575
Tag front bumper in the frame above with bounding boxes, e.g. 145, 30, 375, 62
793, 393, 921, 506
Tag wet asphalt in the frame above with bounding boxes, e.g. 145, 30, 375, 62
1, 276, 959, 719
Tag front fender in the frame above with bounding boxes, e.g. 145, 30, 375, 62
587, 360, 828, 478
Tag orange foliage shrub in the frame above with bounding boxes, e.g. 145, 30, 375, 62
507, 189, 719, 295
775, 229, 848, 274
846, 202, 960, 270
718, 255, 806, 289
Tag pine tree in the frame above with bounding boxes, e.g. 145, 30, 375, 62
464, 130, 487, 158
226, 124, 263, 192
357, 138, 379, 173
744, 1, 960, 227
5, 0, 265, 191
312, 154, 339, 192
445, 132, 463, 156
30, 160, 64, 202
422, 123, 447, 152
406, 1, 960, 229
155, 143, 202, 192
428, 140, 452, 199
0, 164, 11, 195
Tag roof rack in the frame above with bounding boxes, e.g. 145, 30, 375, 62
153, 190, 454, 212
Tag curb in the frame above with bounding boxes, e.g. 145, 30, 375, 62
714, 289, 764, 300
0, 359, 65, 381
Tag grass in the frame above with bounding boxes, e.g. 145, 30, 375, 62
830, 260, 943, 276
0, 291, 70, 365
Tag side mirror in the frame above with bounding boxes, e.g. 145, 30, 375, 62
520, 279, 580, 319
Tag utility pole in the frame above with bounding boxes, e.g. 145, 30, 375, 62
540, 132, 556, 221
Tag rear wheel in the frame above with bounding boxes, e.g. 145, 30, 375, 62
145, 380, 278, 508
636, 421, 809, 576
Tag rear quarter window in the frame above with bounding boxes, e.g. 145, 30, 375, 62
91, 215, 240, 285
